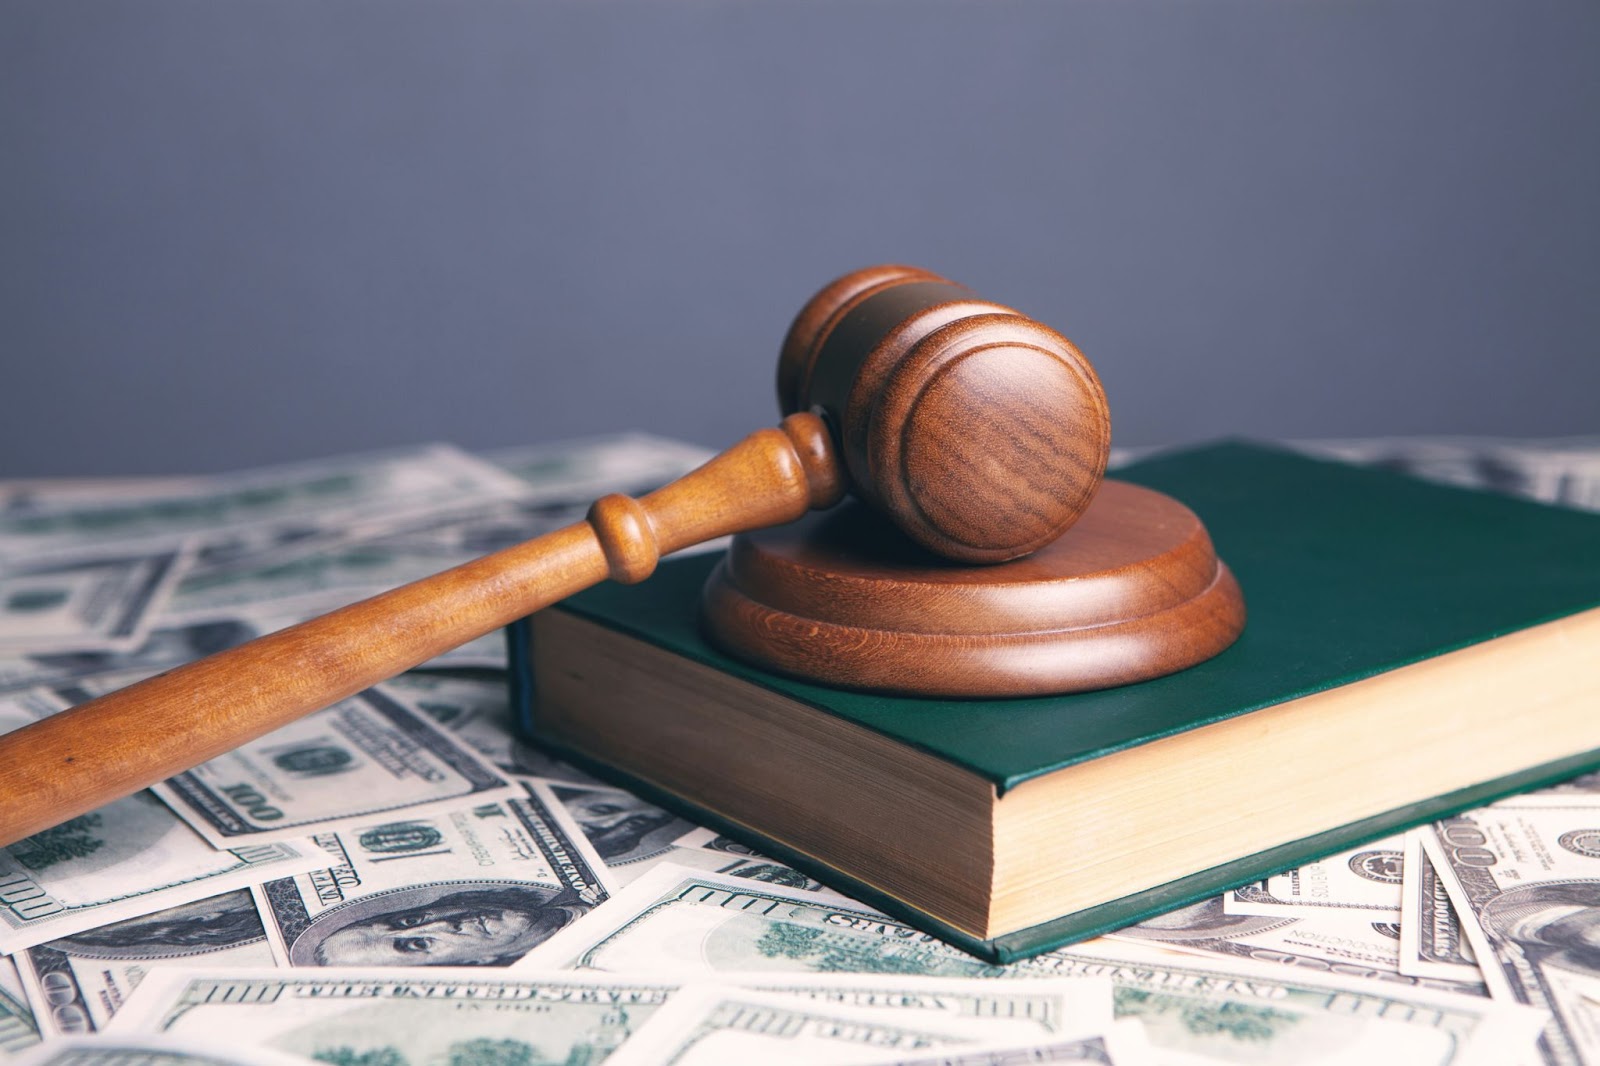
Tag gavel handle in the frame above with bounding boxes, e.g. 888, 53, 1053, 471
0, 414, 844, 848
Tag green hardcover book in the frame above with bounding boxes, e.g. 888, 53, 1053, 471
507, 442, 1600, 963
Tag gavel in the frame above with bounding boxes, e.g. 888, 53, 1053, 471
0, 264, 1111, 847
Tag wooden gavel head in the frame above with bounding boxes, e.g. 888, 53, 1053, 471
776, 265, 1111, 564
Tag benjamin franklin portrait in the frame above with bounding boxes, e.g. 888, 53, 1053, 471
287, 880, 587, 967
553, 786, 688, 866
1479, 880, 1600, 979
52, 890, 265, 960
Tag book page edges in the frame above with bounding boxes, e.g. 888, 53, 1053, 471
531, 611, 999, 934
992, 605, 1600, 934
526, 603, 1600, 944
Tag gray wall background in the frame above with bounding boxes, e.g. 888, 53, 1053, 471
3, 0, 1596, 477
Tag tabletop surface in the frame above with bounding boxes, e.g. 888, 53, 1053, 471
0, 432, 1596, 1066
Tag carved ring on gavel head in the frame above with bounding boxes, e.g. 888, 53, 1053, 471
779, 265, 1111, 563
0, 265, 1118, 848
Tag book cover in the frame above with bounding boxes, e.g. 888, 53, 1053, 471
507, 441, 1600, 962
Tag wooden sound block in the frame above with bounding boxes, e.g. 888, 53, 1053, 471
701, 480, 1246, 697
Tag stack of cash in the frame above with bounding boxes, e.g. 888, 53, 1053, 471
1, 434, 1597, 1066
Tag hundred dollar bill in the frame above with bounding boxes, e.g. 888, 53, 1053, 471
866, 1021, 1152, 1066
1223, 835, 1404, 917
1288, 436, 1600, 511
150, 495, 560, 592
149, 685, 516, 848
254, 782, 608, 967
662, 851, 835, 894
671, 825, 722, 850
236, 435, 718, 606
0, 785, 318, 956
518, 866, 1545, 1064
548, 784, 698, 883
1042, 939, 1545, 1066
100, 966, 1100, 1062
517, 864, 1015, 978
12, 1034, 388, 1066
345, 490, 686, 562
1423, 801, 1600, 1065
688, 835, 811, 874
0, 691, 320, 954
344, 497, 591, 557
155, 439, 714, 668
0, 957, 40, 1059
0, 477, 201, 513
0, 958, 24, 1005
164, 587, 513, 673
339, 435, 718, 565
384, 669, 518, 762
160, 493, 646, 621
484, 434, 714, 502
0, 619, 256, 696
0, 685, 78, 739
653, 828, 834, 892
1109, 894, 1485, 996
1400, 830, 1484, 984
383, 670, 604, 785
0, 546, 190, 654
14, 890, 274, 1037
600, 985, 1045, 1066
1494, 770, 1600, 805
105, 968, 683, 1062
732, 973, 1112, 1038
144, 434, 709, 610
158, 587, 511, 674
161, 533, 484, 619
0, 444, 531, 557
1530, 770, 1600, 796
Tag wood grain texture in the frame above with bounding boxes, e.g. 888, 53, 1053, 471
779, 265, 1110, 563
0, 413, 844, 847
777, 263, 947, 416
701, 481, 1246, 697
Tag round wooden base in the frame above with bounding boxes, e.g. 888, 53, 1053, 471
701, 480, 1246, 697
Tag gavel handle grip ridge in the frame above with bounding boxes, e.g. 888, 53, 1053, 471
0, 414, 844, 848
